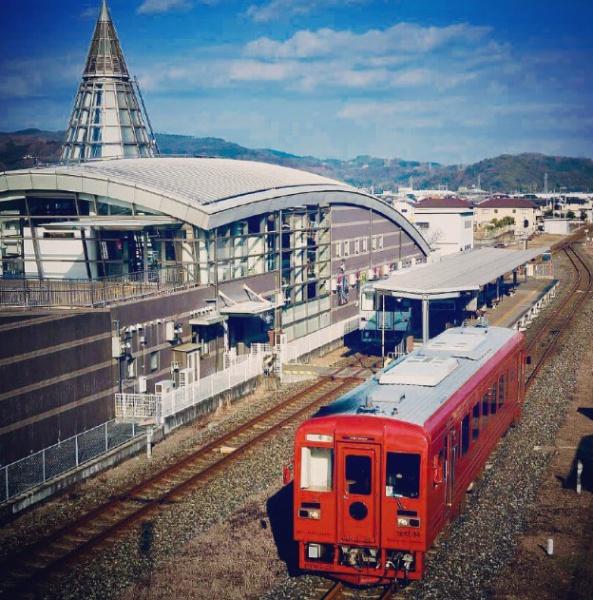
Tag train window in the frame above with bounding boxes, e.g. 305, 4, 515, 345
498, 375, 505, 407
345, 455, 371, 495
386, 452, 420, 498
482, 390, 490, 424
461, 415, 470, 455
489, 383, 498, 415
301, 447, 333, 492
472, 402, 480, 441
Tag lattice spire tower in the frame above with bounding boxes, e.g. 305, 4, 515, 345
61, 1, 157, 161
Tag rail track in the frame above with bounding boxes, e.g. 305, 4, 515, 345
310, 579, 398, 600
0, 359, 378, 598
525, 242, 593, 388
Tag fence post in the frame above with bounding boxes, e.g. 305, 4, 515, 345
104, 422, 109, 452
132, 420, 136, 437
42, 449, 46, 483
4, 468, 8, 501
74, 435, 79, 467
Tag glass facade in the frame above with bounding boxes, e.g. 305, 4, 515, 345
279, 207, 331, 342
62, 80, 153, 161
0, 197, 332, 337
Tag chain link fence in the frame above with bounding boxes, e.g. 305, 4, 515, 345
0, 420, 143, 504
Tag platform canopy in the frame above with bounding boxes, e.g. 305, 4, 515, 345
374, 247, 548, 300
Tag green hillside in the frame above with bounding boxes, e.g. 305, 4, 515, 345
1, 129, 592, 192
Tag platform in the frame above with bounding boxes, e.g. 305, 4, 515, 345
485, 278, 559, 328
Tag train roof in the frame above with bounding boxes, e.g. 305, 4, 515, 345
315, 326, 521, 427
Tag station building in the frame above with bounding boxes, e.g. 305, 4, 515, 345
0, 158, 430, 463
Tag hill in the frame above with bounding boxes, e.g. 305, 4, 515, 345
1, 129, 593, 192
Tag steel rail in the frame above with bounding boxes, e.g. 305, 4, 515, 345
320, 581, 344, 599
526, 243, 592, 388
1, 367, 372, 597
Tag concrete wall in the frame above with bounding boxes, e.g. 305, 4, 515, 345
0, 310, 114, 464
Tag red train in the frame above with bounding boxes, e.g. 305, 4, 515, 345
293, 325, 525, 585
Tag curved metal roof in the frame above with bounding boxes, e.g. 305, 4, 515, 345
0, 157, 430, 255
59, 157, 348, 204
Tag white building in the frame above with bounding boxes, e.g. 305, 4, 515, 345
413, 197, 474, 255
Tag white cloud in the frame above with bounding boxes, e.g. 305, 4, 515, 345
136, 20, 504, 96
0, 58, 81, 99
246, 0, 366, 23
137, 0, 193, 15
245, 23, 491, 59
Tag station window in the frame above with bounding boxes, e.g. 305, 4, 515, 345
301, 447, 333, 492
472, 402, 480, 441
150, 351, 159, 372
354, 238, 360, 254
127, 358, 136, 379
345, 455, 371, 495
343, 240, 350, 257
334, 241, 342, 258
498, 374, 506, 408
386, 452, 420, 498
362, 237, 368, 252
461, 414, 470, 455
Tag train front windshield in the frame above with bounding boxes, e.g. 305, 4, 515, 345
361, 286, 375, 311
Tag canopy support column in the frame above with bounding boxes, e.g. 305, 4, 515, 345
422, 296, 430, 344
381, 293, 386, 366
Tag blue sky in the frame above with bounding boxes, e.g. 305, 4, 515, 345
1, 0, 592, 164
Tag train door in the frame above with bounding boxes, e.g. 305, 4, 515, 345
336, 443, 380, 545
445, 427, 457, 506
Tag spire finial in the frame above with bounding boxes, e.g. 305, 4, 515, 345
99, 0, 110, 22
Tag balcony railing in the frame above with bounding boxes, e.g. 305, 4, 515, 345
0, 265, 201, 308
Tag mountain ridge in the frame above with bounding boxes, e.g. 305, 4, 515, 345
1, 129, 592, 193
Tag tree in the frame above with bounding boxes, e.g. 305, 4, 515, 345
567, 210, 576, 219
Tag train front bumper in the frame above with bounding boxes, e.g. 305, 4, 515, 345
299, 541, 422, 585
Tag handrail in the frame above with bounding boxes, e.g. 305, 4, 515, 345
0, 264, 202, 308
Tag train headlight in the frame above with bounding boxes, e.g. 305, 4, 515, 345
299, 507, 321, 519
397, 517, 420, 528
